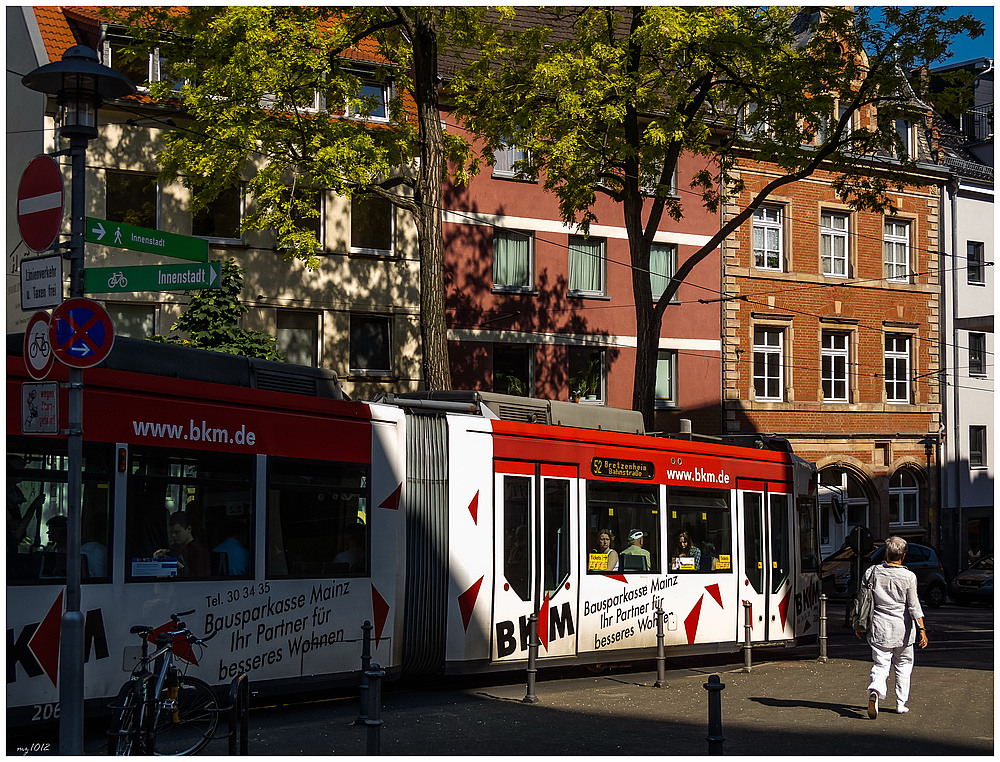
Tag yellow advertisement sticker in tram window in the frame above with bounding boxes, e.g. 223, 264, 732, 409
757, 561, 763, 569
702, 513, 707, 520
609, 508, 614, 516
589, 553, 609, 571
671, 511, 677, 519
717, 555, 732, 570
773, 561, 778, 568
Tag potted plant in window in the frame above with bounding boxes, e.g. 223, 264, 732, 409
494, 370, 527, 397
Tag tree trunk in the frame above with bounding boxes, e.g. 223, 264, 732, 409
410, 14, 453, 391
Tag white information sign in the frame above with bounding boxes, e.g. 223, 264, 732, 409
20, 253, 63, 310
22, 381, 59, 434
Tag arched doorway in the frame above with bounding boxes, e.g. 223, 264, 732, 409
818, 467, 871, 557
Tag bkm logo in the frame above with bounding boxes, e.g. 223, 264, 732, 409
7, 591, 110, 686
495, 598, 575, 658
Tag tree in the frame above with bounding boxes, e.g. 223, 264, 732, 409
113, 6, 491, 389
450, 6, 982, 428
151, 259, 283, 360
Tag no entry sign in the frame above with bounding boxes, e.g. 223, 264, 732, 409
50, 297, 115, 368
17, 156, 64, 253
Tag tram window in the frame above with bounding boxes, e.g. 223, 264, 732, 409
266, 458, 369, 578
125, 447, 253, 581
770, 494, 790, 593
503, 476, 531, 601
744, 493, 765, 592
667, 488, 732, 573
797, 497, 819, 572
585, 482, 659, 574
8, 439, 113, 585
543, 479, 571, 595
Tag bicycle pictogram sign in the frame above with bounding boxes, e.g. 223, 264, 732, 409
49, 297, 115, 368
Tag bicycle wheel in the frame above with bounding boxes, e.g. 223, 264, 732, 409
150, 675, 219, 756
107, 681, 145, 756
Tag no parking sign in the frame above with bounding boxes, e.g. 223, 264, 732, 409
50, 297, 115, 368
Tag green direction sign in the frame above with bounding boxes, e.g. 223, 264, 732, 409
84, 261, 222, 294
86, 217, 208, 263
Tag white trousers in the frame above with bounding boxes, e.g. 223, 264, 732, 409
868, 642, 915, 706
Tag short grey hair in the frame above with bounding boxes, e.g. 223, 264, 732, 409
885, 536, 908, 561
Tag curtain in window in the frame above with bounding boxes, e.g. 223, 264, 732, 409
650, 244, 675, 297
494, 231, 530, 288
655, 351, 674, 402
569, 238, 603, 292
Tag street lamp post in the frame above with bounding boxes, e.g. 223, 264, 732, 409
22, 45, 135, 755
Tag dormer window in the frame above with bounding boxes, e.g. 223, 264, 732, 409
346, 80, 390, 123
101, 37, 182, 92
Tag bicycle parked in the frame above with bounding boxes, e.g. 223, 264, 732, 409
107, 610, 219, 755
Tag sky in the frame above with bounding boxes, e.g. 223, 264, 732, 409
938, 5, 995, 65
867, 5, 995, 66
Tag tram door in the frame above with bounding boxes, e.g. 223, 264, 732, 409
492, 461, 578, 662
738, 485, 794, 642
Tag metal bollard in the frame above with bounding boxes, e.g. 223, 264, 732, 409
654, 604, 666, 688
356, 620, 373, 725
704, 674, 726, 755
364, 662, 385, 756
742, 600, 752, 673
818, 594, 829, 663
523, 612, 539, 704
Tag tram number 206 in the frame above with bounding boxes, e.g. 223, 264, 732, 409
32, 702, 60, 722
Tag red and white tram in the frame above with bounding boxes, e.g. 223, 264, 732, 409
8, 338, 821, 724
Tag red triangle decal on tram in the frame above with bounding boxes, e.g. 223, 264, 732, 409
468, 491, 479, 524
705, 583, 723, 609
29, 590, 63, 688
778, 589, 791, 630
538, 595, 550, 652
379, 483, 402, 510
684, 595, 704, 645
458, 577, 484, 632
605, 574, 628, 583
372, 584, 390, 648
148, 621, 199, 666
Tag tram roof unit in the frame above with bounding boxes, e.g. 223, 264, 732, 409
384, 390, 646, 435
8, 334, 345, 400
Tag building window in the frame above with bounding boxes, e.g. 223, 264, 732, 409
894, 118, 913, 159
883, 220, 910, 282
106, 171, 157, 230
106, 303, 155, 339
821, 331, 850, 402
884, 334, 911, 403
276, 310, 318, 367
650, 243, 677, 299
753, 327, 784, 401
820, 211, 849, 277
969, 332, 987, 377
655, 350, 677, 408
192, 185, 242, 242
493, 141, 531, 180
969, 425, 988, 468
568, 236, 606, 296
349, 315, 391, 376
569, 346, 605, 403
493, 229, 533, 290
346, 80, 389, 122
752, 205, 783, 270
967, 241, 985, 285
888, 470, 919, 526
350, 195, 393, 255
493, 344, 532, 397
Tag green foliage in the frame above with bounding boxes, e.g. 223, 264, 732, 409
151, 259, 283, 361
449, 6, 981, 424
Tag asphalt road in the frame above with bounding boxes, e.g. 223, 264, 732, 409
8, 600, 993, 756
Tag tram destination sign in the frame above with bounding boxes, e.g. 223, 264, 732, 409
591, 457, 654, 480
86, 217, 208, 262
84, 261, 222, 294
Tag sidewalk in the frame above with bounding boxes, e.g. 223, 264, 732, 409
237, 624, 993, 757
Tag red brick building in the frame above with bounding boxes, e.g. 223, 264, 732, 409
723, 148, 947, 556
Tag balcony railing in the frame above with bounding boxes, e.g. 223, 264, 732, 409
961, 103, 993, 142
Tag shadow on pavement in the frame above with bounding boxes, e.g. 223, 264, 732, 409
749, 695, 868, 719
